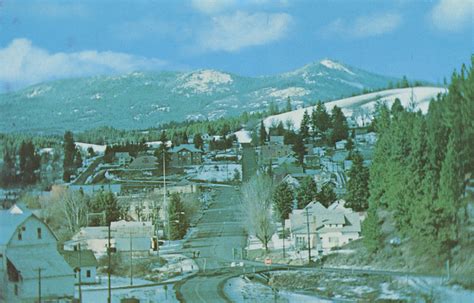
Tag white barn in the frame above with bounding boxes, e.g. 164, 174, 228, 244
0, 204, 74, 302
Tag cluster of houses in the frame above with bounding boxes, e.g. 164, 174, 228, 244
245, 131, 377, 255
287, 200, 362, 253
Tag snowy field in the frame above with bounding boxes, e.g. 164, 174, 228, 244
82, 282, 177, 303
186, 164, 242, 182
75, 142, 107, 154
224, 276, 332, 303
264, 86, 446, 130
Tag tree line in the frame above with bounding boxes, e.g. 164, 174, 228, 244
363, 59, 473, 262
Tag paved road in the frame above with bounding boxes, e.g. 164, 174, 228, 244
178, 186, 247, 302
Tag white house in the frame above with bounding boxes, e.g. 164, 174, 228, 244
61, 250, 98, 285
65, 221, 154, 257
0, 204, 74, 302
288, 200, 361, 253
335, 140, 348, 150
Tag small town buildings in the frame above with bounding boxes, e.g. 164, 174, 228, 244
0, 204, 74, 302
115, 152, 133, 166
129, 155, 158, 170
170, 144, 203, 166
61, 250, 98, 284
65, 221, 154, 257
287, 200, 361, 253
335, 140, 348, 150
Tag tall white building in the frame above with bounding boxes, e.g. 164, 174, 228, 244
0, 204, 74, 302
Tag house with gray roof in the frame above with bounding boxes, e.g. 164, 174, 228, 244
0, 204, 74, 302
170, 144, 203, 166
287, 200, 361, 253
61, 250, 98, 285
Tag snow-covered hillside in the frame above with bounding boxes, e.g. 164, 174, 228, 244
264, 87, 446, 130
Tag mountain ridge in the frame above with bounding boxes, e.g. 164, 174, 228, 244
0, 59, 401, 134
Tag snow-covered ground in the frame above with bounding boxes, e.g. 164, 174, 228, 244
264, 86, 446, 130
82, 282, 177, 303
234, 129, 252, 144
186, 164, 242, 182
224, 276, 332, 303
75, 142, 106, 154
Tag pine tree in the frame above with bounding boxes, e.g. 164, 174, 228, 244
345, 152, 369, 211
193, 133, 204, 149
74, 148, 83, 169
318, 183, 337, 207
91, 191, 121, 225
155, 131, 171, 170
273, 181, 294, 258
0, 143, 16, 186
63, 131, 76, 181
330, 106, 348, 145
19, 141, 39, 185
311, 101, 331, 134
259, 120, 267, 146
300, 110, 311, 140
168, 193, 188, 240
292, 134, 305, 166
362, 208, 381, 254
285, 97, 292, 112
296, 176, 318, 208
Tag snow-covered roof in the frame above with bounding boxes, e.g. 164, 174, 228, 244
234, 130, 252, 144
170, 144, 203, 153
0, 204, 33, 245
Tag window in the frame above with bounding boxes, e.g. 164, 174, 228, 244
86, 270, 91, 278
17, 231, 22, 241
37, 228, 42, 239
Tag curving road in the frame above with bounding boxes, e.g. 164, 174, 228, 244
178, 186, 247, 302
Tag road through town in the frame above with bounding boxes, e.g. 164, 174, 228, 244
178, 186, 247, 302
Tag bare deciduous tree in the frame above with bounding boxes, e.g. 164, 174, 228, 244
241, 174, 275, 252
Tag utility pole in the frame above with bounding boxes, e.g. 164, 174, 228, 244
78, 243, 82, 303
107, 222, 111, 303
305, 207, 312, 264
130, 230, 133, 286
163, 152, 170, 245
37, 268, 42, 303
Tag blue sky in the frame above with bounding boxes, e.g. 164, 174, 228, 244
0, 0, 472, 92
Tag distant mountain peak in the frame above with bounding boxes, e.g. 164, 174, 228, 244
319, 59, 354, 75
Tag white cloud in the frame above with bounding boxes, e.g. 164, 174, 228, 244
322, 13, 402, 39
0, 39, 168, 91
430, 0, 473, 31
197, 11, 292, 52
191, 0, 236, 14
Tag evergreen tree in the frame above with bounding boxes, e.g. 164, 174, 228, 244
155, 131, 171, 170
362, 208, 381, 254
318, 183, 337, 207
1, 142, 16, 186
273, 181, 294, 257
91, 191, 121, 225
345, 152, 369, 211
19, 140, 40, 185
300, 110, 311, 140
74, 148, 83, 169
311, 101, 331, 134
259, 120, 267, 146
193, 133, 204, 149
330, 106, 348, 145
391, 98, 404, 116
296, 176, 318, 209
285, 97, 292, 112
292, 134, 305, 166
168, 193, 188, 240
63, 131, 76, 181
